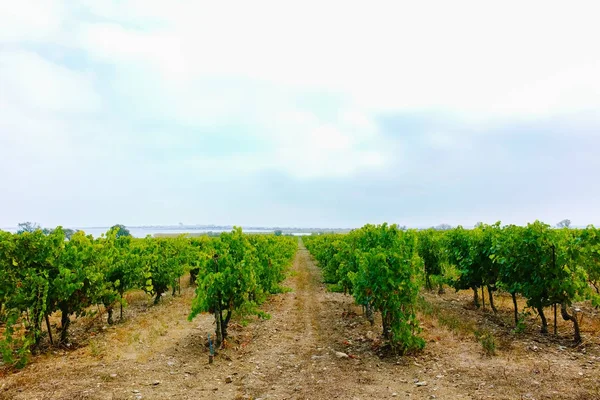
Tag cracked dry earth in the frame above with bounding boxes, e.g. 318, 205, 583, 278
1, 242, 600, 399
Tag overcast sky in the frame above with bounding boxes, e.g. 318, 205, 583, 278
1, 1, 599, 229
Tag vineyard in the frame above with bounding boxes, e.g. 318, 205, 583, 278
303, 221, 600, 350
0, 227, 296, 368
1, 222, 600, 399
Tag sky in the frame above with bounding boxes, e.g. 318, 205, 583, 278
1, 0, 599, 229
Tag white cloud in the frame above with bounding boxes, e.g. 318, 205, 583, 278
0, 1, 67, 43
178, 108, 387, 180
69, 0, 600, 175
5, 0, 600, 121
261, 108, 387, 179
73, 0, 600, 119
0, 50, 101, 114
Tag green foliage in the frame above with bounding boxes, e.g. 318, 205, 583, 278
187, 236, 215, 286
351, 225, 425, 353
439, 221, 589, 341
444, 226, 482, 295
52, 229, 106, 343
99, 229, 142, 323
0, 227, 227, 367
247, 234, 296, 297
474, 329, 496, 356
513, 312, 529, 334
189, 228, 296, 347
190, 227, 257, 318
0, 228, 56, 364
574, 225, 600, 304
308, 220, 597, 348
305, 224, 425, 353
491, 221, 587, 336
2, 218, 598, 367
417, 229, 444, 290
109, 224, 131, 238
138, 236, 189, 304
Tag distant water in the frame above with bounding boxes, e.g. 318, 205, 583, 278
0, 226, 311, 238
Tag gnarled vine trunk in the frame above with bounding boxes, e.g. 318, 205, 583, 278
554, 304, 558, 335
365, 302, 374, 326
560, 302, 581, 344
537, 306, 548, 334
60, 307, 71, 344
107, 306, 114, 325
381, 311, 391, 340
487, 285, 498, 314
511, 292, 519, 326
472, 287, 480, 309
481, 286, 486, 311
221, 309, 232, 341
214, 305, 223, 348
45, 314, 54, 345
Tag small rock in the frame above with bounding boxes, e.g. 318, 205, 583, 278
152, 381, 161, 386
132, 390, 140, 394
110, 374, 117, 378
415, 381, 428, 387
392, 393, 398, 397
225, 376, 233, 384
335, 351, 349, 359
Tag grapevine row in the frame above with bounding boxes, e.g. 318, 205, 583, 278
0, 227, 296, 368
304, 224, 425, 353
303, 221, 600, 351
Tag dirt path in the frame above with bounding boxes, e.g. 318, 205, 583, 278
239, 242, 400, 399
237, 242, 472, 400
2, 241, 600, 399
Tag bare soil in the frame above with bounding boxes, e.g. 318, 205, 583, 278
1, 243, 599, 399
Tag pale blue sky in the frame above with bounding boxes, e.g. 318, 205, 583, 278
1, 1, 599, 228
